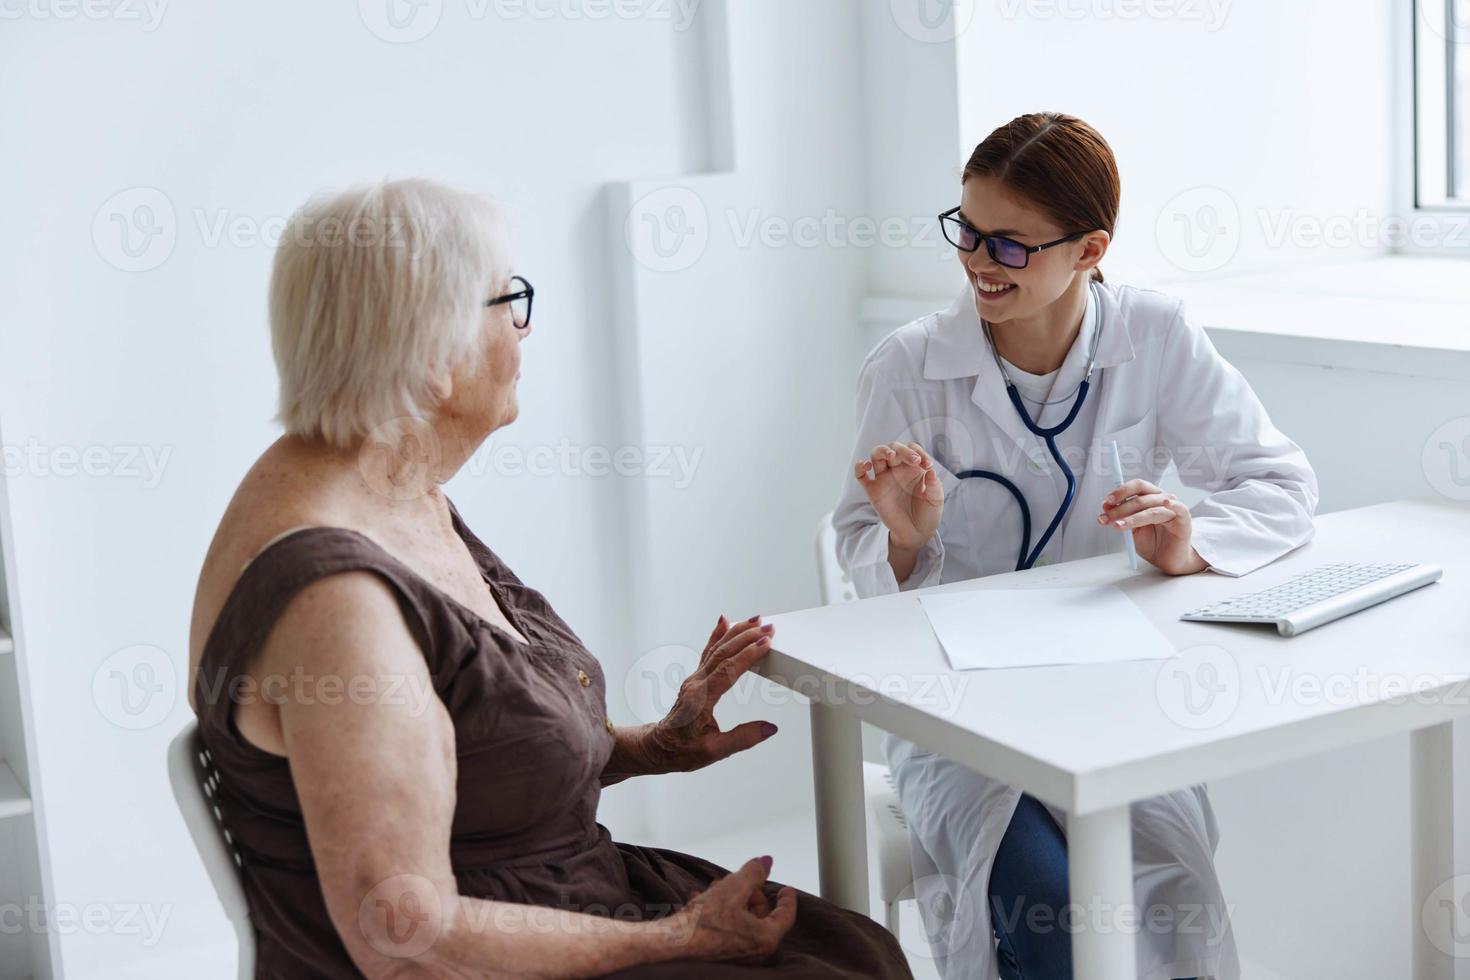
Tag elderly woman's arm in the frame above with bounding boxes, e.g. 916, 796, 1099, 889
264, 574, 795, 980
599, 615, 781, 786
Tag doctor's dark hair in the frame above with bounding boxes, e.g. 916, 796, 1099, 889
963, 112, 1119, 283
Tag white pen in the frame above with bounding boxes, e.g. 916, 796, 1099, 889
1108, 440, 1140, 571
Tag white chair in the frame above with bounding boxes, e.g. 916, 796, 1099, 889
813, 512, 858, 605
815, 513, 915, 937
168, 720, 256, 980
863, 760, 917, 937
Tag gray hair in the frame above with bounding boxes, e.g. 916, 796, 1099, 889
268, 178, 507, 449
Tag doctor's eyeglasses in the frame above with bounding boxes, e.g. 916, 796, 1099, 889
938, 208, 1087, 270
485, 275, 534, 329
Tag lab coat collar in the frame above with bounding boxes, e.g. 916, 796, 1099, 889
922, 281, 1136, 469
922, 280, 1135, 382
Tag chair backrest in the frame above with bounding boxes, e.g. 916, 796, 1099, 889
814, 511, 857, 606
167, 720, 256, 980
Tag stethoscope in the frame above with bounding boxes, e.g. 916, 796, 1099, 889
954, 281, 1104, 572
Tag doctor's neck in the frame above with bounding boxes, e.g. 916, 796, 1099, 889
983, 272, 1091, 376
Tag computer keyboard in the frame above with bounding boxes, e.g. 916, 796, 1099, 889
1179, 561, 1443, 637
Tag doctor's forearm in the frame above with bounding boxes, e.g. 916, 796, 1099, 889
887, 535, 920, 584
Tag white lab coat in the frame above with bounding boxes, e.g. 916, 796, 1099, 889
833, 281, 1318, 980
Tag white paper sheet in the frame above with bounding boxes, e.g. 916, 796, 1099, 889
918, 586, 1176, 670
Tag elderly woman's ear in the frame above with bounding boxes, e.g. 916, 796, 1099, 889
429, 369, 453, 404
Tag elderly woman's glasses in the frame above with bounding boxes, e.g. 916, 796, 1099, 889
938, 207, 1087, 270
485, 275, 534, 329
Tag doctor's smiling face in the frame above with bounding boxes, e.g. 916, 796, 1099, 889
955, 113, 1119, 337
955, 175, 1109, 326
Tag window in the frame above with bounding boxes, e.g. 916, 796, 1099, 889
1415, 0, 1470, 207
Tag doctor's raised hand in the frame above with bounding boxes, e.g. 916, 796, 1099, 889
854, 441, 942, 582
1100, 477, 1208, 575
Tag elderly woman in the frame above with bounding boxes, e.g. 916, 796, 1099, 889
187, 179, 910, 979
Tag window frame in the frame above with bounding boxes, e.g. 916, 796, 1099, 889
1414, 0, 1470, 209
1403, 0, 1470, 256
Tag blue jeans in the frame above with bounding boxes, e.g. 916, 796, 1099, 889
988, 793, 1198, 980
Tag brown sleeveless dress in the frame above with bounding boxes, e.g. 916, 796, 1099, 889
193, 498, 912, 979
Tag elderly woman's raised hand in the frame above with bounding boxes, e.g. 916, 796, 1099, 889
643, 614, 780, 772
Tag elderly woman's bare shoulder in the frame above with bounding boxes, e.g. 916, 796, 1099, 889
187, 439, 373, 662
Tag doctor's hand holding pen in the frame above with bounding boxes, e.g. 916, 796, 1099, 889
1098, 478, 1208, 576
854, 441, 943, 584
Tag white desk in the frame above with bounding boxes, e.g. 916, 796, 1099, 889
757, 499, 1470, 979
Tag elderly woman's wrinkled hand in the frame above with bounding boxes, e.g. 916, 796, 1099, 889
645, 614, 780, 773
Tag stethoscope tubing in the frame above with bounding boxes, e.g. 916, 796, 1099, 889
953, 283, 1102, 572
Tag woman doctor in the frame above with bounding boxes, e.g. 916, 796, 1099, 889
832, 113, 1317, 980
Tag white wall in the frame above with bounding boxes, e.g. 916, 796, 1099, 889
952, 0, 1396, 283
600, 0, 874, 842
857, 0, 967, 304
